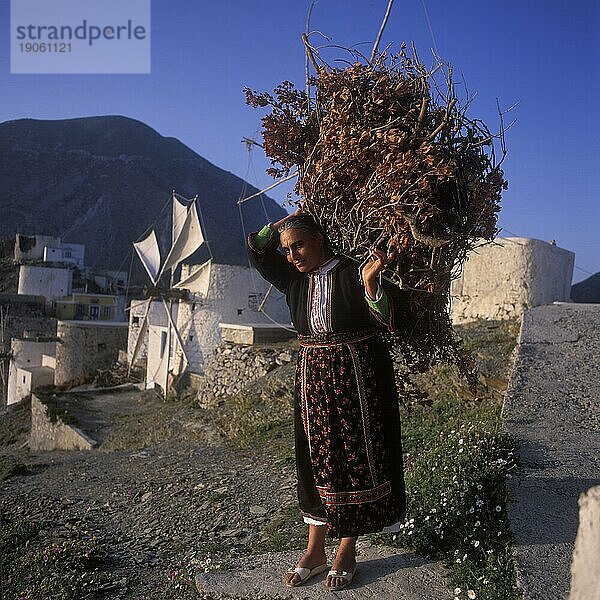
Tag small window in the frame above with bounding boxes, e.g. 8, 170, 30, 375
132, 316, 140, 325
103, 306, 111, 317
160, 331, 168, 358
22, 376, 26, 383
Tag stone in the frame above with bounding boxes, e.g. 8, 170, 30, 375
249, 505, 268, 516
570, 486, 600, 600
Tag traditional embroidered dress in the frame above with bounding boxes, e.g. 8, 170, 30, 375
247, 227, 407, 538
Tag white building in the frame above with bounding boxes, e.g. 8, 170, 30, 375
127, 260, 292, 389
7, 337, 56, 406
44, 243, 85, 268
14, 235, 60, 261
450, 237, 575, 323
18, 265, 73, 309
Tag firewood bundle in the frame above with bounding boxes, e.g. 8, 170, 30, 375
245, 42, 508, 379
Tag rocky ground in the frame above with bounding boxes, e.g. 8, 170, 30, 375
1, 390, 300, 598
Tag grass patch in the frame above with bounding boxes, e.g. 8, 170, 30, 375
36, 391, 80, 426
0, 400, 31, 447
0, 455, 29, 482
0, 516, 110, 599
251, 503, 308, 554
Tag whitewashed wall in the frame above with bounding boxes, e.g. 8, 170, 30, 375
15, 366, 54, 405
7, 339, 56, 405
18, 266, 73, 308
176, 262, 291, 374
14, 235, 59, 261
127, 299, 168, 366
450, 237, 575, 323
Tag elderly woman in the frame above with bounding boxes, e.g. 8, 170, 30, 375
247, 209, 407, 591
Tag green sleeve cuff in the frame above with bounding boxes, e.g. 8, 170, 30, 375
365, 287, 390, 321
254, 225, 274, 250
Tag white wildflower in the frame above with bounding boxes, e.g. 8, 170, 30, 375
467, 591, 476, 599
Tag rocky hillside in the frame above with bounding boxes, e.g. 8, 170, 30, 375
0, 116, 286, 276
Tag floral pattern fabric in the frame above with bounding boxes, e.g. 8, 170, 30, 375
295, 333, 406, 537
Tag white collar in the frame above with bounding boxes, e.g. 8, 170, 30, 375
311, 256, 340, 275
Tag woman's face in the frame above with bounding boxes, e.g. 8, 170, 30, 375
280, 228, 327, 272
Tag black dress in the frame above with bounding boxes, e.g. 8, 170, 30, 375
247, 230, 407, 537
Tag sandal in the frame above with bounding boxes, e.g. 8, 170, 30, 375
325, 567, 356, 591
284, 562, 329, 587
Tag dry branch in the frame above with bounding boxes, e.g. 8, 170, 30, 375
244, 38, 507, 380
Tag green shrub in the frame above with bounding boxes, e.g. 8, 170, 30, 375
0, 517, 109, 599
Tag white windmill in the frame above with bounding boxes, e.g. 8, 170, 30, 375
129, 193, 206, 393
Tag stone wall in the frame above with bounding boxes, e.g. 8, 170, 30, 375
570, 486, 600, 600
193, 341, 297, 408
55, 321, 128, 387
29, 393, 96, 451
451, 237, 575, 323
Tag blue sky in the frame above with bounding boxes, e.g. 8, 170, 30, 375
1, 0, 598, 282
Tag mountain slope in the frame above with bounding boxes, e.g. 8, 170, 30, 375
0, 116, 286, 275
571, 273, 600, 303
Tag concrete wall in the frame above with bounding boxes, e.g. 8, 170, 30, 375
18, 265, 73, 307
29, 393, 95, 451
7, 338, 56, 406
54, 321, 128, 387
451, 237, 575, 323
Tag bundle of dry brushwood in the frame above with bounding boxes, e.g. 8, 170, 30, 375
245, 39, 507, 382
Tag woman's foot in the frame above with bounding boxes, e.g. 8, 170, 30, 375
325, 538, 357, 590
283, 549, 328, 587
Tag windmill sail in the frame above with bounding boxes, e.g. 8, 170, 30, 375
131, 193, 206, 393
174, 258, 211, 296
133, 230, 161, 284
172, 194, 189, 246
159, 201, 204, 279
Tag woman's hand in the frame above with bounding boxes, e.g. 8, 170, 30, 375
362, 246, 397, 300
272, 206, 303, 230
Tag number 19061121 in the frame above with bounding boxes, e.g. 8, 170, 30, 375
19, 42, 72, 52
